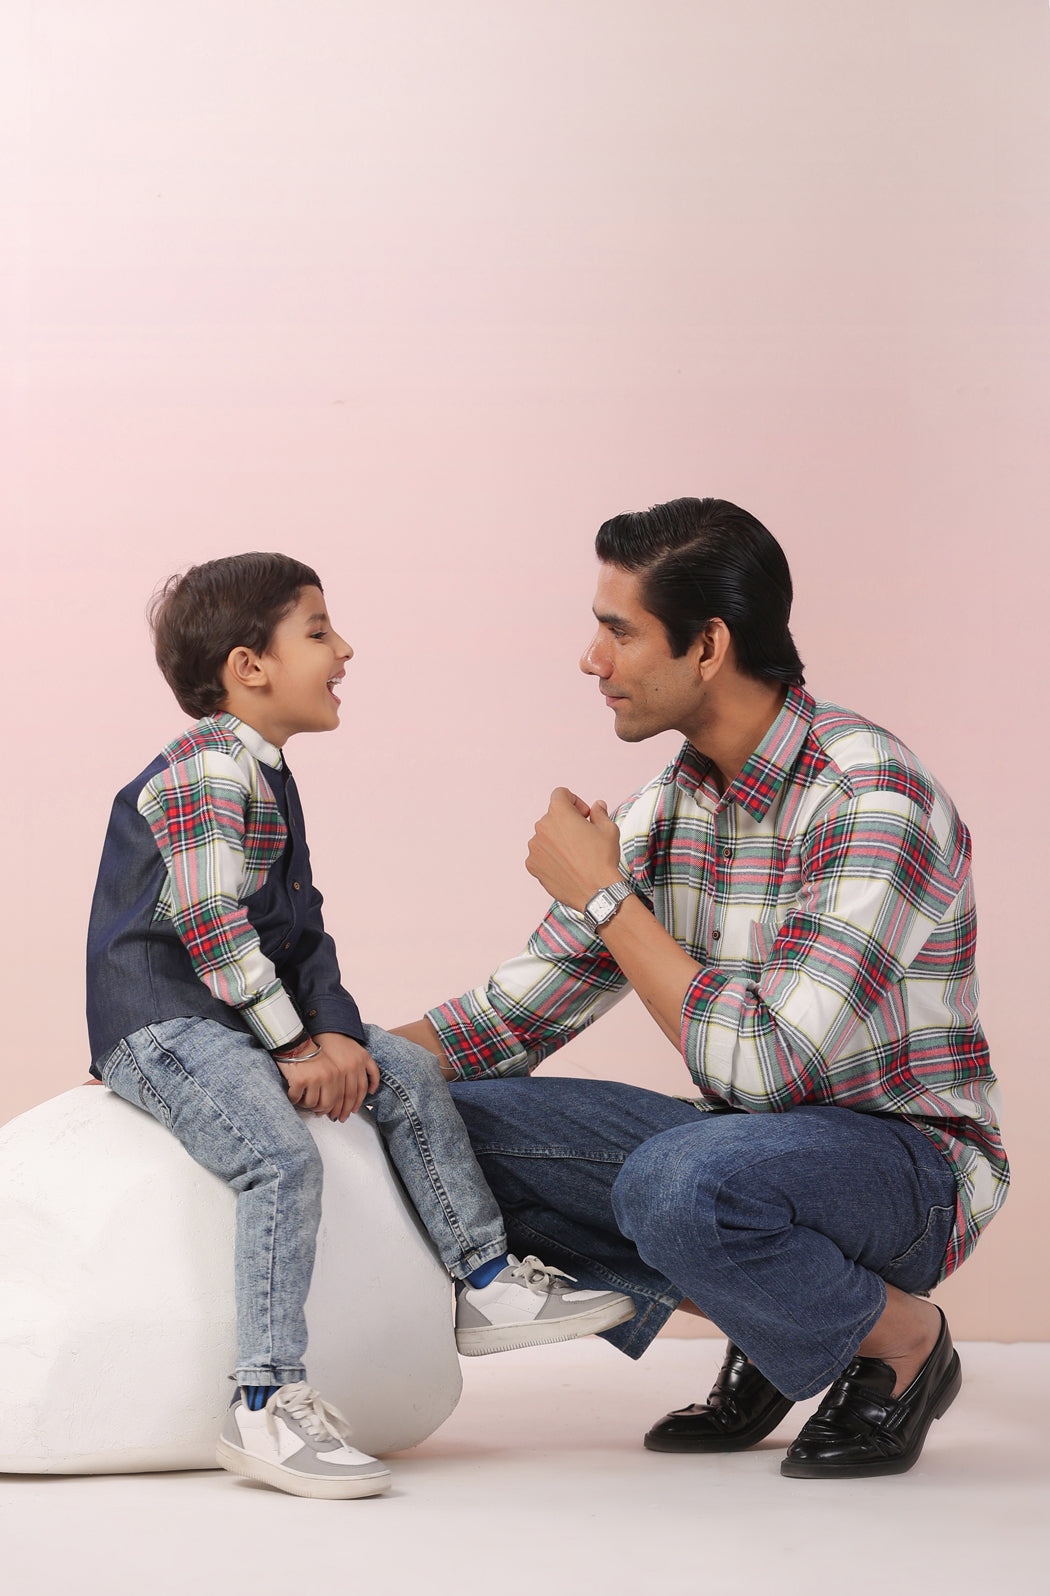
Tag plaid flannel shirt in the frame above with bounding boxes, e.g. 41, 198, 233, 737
137, 714, 306, 1049
429, 686, 1008, 1279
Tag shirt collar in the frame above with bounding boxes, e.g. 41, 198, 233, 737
672, 684, 815, 821
212, 711, 284, 771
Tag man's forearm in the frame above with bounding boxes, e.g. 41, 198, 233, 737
596, 895, 699, 1051
391, 1017, 458, 1079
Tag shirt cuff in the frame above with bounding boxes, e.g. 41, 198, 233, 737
427, 990, 533, 1081
242, 987, 307, 1052
296, 995, 366, 1046
680, 966, 747, 1091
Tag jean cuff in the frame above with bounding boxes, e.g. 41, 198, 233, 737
783, 1277, 888, 1402
600, 1290, 683, 1360
449, 1238, 510, 1282
234, 1366, 307, 1387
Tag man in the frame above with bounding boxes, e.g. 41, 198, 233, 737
397, 496, 1007, 1478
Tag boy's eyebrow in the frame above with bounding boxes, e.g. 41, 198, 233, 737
306, 612, 329, 625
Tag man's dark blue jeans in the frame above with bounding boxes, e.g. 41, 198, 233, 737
448, 1076, 957, 1400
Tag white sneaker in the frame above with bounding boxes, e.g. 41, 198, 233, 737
217, 1384, 391, 1499
455, 1254, 636, 1356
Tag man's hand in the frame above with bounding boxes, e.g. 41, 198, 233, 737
274, 1032, 380, 1121
526, 787, 623, 912
390, 1017, 458, 1081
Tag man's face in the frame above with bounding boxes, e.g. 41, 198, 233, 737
579, 564, 705, 743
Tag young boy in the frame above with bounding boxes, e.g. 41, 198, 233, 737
86, 553, 634, 1500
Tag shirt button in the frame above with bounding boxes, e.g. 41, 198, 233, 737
292, 881, 301, 891
722, 847, 733, 859
283, 941, 291, 951
308, 1009, 317, 1018
711, 929, 721, 941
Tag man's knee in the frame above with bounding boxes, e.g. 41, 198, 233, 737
612, 1120, 774, 1250
611, 1129, 709, 1245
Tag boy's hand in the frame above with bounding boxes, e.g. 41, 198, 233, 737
274, 1032, 380, 1122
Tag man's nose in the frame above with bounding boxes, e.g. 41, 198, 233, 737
579, 634, 603, 676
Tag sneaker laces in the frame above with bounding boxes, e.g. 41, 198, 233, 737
266, 1382, 352, 1446
509, 1254, 577, 1293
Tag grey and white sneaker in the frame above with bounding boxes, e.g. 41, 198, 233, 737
455, 1254, 636, 1356
217, 1383, 391, 1500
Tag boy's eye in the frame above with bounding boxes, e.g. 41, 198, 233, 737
311, 630, 329, 640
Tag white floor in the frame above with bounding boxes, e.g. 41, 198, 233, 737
3, 1340, 1048, 1596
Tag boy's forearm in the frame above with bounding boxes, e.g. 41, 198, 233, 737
391, 1018, 457, 1079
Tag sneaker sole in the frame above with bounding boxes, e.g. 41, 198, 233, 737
216, 1437, 392, 1500
456, 1295, 636, 1357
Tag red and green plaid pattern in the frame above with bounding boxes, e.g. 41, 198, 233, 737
138, 714, 303, 1050
430, 687, 1007, 1280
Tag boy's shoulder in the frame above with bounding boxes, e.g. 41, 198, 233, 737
125, 716, 268, 813
160, 714, 245, 771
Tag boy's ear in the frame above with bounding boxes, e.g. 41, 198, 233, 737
223, 646, 269, 693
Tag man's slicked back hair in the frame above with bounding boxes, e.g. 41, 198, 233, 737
595, 497, 804, 686
150, 552, 323, 720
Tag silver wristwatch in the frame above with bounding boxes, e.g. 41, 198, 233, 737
583, 878, 634, 934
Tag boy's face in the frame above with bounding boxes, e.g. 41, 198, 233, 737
233, 585, 354, 745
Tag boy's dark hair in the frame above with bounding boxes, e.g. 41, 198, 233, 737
150, 552, 323, 719
594, 496, 805, 686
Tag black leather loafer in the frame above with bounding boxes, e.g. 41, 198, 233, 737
644, 1341, 795, 1453
780, 1308, 961, 1478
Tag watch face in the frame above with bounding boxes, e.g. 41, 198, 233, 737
590, 890, 616, 920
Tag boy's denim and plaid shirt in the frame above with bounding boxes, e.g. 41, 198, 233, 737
86, 713, 364, 1065
136, 715, 301, 1046
429, 686, 1008, 1280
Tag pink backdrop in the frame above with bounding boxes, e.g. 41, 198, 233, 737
4, 1, 1048, 1339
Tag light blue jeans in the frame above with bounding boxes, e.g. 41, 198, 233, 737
99, 1019, 507, 1385
448, 1077, 959, 1401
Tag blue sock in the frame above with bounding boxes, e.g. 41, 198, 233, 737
466, 1253, 509, 1288
241, 1383, 280, 1411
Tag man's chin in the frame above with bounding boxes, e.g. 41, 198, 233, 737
613, 716, 652, 745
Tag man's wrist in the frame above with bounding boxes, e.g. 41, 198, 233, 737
583, 878, 634, 934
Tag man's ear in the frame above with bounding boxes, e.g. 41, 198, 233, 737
223, 645, 269, 694
694, 618, 732, 683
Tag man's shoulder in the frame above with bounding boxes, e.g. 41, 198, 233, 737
806, 698, 954, 827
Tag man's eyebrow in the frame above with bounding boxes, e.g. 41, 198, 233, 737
593, 609, 634, 629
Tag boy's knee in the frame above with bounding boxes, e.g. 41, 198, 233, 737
259, 1120, 324, 1198
364, 1025, 441, 1089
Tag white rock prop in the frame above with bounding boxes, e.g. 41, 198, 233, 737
0, 1085, 462, 1473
